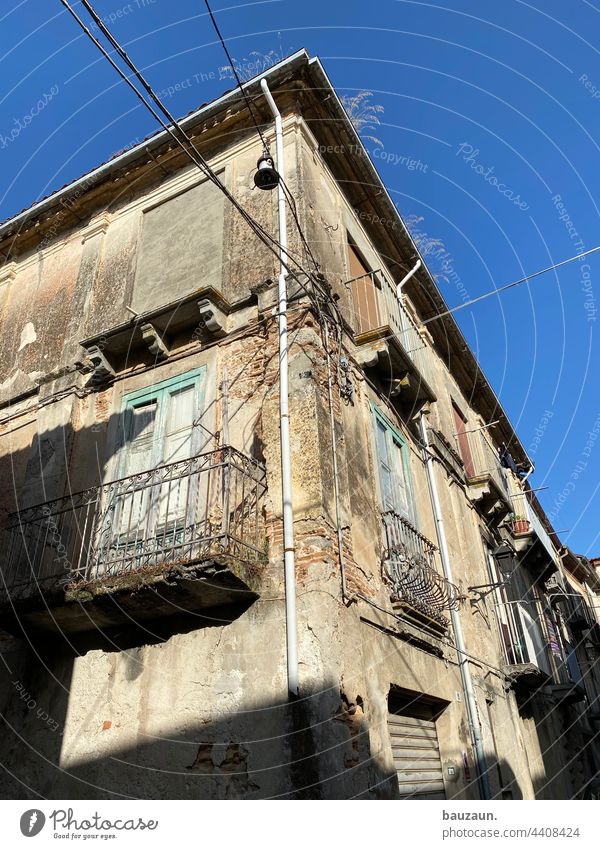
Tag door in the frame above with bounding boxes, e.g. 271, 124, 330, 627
388, 695, 446, 799
373, 409, 414, 522
348, 241, 380, 335
452, 403, 475, 478
94, 369, 206, 576
518, 604, 552, 675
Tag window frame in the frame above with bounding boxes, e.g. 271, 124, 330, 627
486, 546, 552, 674
370, 403, 416, 525
117, 367, 207, 478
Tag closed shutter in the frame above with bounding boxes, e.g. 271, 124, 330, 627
388, 712, 446, 799
348, 242, 380, 334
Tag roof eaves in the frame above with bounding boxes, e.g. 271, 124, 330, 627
305, 56, 532, 469
0, 49, 310, 239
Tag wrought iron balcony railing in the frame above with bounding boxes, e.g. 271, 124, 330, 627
346, 270, 435, 397
510, 489, 560, 567
1, 446, 267, 598
382, 511, 459, 631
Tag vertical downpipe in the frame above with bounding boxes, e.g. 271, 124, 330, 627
419, 412, 491, 800
260, 79, 299, 698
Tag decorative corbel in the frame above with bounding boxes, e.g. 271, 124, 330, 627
141, 322, 169, 361
197, 297, 226, 339
0, 262, 17, 288
81, 212, 111, 244
83, 345, 115, 386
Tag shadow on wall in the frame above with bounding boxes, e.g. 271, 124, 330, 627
0, 631, 398, 801
0, 413, 399, 799
0, 414, 109, 800
518, 690, 598, 800
491, 760, 523, 800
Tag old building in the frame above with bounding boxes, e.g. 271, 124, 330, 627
0, 50, 598, 800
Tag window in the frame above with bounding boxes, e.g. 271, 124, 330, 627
347, 238, 381, 335
372, 407, 415, 523
487, 547, 551, 674
117, 368, 206, 473
452, 402, 475, 478
98, 369, 207, 574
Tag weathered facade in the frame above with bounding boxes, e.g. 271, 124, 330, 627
0, 51, 598, 800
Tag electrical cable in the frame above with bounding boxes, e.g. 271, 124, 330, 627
76, 0, 299, 266
60, 0, 320, 298
201, 0, 269, 153
279, 178, 321, 273
81, 0, 327, 299
200, 0, 322, 277
355, 592, 512, 679
422, 244, 600, 326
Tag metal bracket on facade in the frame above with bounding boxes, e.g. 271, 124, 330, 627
387, 374, 411, 397
140, 322, 169, 361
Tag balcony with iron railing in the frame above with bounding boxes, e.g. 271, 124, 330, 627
346, 271, 436, 405
509, 489, 560, 569
382, 511, 459, 636
0, 446, 267, 635
463, 429, 512, 519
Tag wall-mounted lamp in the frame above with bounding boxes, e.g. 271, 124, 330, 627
253, 153, 280, 191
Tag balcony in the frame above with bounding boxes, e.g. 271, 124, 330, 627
382, 511, 459, 636
346, 271, 436, 405
464, 430, 511, 519
0, 447, 267, 636
509, 490, 559, 571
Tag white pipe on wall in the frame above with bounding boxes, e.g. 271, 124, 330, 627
419, 411, 491, 800
260, 79, 299, 698
397, 258, 422, 296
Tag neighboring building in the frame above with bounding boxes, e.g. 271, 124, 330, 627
0, 50, 598, 800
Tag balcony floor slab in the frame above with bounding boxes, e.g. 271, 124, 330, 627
0, 555, 262, 636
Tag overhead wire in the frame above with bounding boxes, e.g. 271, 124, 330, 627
201, 0, 322, 276
201, 0, 270, 153
59, 0, 322, 300
422, 244, 600, 326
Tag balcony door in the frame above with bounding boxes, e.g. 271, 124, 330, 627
373, 408, 414, 523
452, 403, 475, 479
348, 241, 380, 335
94, 369, 206, 576
488, 549, 552, 675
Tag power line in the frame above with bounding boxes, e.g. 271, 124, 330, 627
60, 0, 319, 295
201, 0, 269, 153
76, 0, 292, 263
201, 0, 321, 276
422, 244, 600, 325
279, 178, 321, 273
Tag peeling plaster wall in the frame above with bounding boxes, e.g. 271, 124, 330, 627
0, 114, 589, 801
132, 177, 225, 314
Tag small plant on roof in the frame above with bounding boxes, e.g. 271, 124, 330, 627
340, 90, 385, 148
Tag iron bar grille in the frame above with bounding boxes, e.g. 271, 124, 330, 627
467, 429, 510, 500
382, 511, 459, 619
1, 446, 267, 597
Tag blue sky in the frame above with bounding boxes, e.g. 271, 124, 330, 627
1, 0, 599, 555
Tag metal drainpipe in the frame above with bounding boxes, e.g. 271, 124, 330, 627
260, 79, 299, 698
397, 258, 422, 296
323, 320, 349, 601
419, 412, 491, 800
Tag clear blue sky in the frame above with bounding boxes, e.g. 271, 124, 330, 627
1, 0, 599, 556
